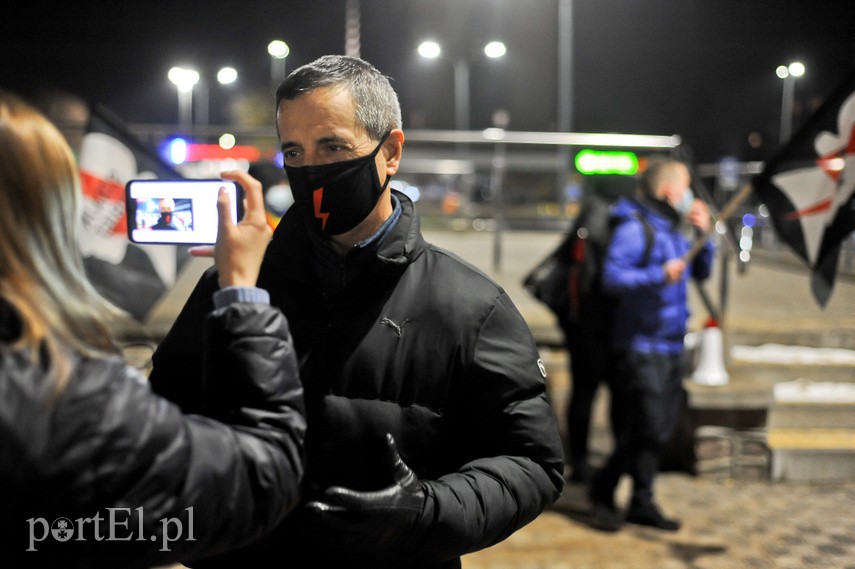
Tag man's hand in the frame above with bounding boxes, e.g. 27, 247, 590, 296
663, 258, 686, 284
305, 433, 427, 553
687, 198, 712, 233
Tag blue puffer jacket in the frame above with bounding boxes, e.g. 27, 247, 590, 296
602, 197, 714, 354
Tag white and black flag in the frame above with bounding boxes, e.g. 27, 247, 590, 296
752, 69, 855, 307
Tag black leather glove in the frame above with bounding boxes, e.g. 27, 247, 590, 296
305, 433, 428, 555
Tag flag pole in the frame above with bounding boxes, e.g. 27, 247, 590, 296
684, 182, 753, 335
683, 182, 755, 263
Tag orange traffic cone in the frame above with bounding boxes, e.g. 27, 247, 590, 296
691, 317, 730, 386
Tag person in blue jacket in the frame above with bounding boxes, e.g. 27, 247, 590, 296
589, 157, 714, 532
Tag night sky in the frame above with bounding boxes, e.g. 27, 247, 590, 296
3, 0, 854, 163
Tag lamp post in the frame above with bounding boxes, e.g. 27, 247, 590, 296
196, 66, 238, 126
452, 59, 470, 131
417, 39, 507, 130
168, 66, 200, 128
268, 40, 290, 91
213, 66, 237, 124
776, 61, 805, 145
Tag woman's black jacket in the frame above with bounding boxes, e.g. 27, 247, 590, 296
0, 300, 306, 568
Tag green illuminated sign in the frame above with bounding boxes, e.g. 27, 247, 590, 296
574, 149, 639, 175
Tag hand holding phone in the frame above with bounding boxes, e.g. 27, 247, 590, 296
125, 179, 241, 245
205, 170, 273, 288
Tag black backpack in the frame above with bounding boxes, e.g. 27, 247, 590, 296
523, 198, 653, 346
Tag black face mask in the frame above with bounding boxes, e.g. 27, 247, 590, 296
284, 134, 391, 236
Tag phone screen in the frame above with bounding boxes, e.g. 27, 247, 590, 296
125, 179, 239, 245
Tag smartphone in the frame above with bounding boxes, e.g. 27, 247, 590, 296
125, 179, 241, 245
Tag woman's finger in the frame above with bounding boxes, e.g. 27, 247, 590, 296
220, 169, 265, 224
217, 186, 235, 231
189, 245, 215, 257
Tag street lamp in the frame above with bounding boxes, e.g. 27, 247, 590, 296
217, 66, 238, 85
417, 39, 507, 130
417, 40, 441, 59
776, 61, 805, 145
197, 66, 239, 126
168, 66, 200, 128
483, 41, 507, 59
268, 40, 290, 91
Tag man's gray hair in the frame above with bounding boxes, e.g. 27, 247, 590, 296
275, 55, 402, 140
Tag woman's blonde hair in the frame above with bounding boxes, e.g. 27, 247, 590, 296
0, 89, 121, 385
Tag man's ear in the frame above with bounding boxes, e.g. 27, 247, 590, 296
382, 129, 405, 177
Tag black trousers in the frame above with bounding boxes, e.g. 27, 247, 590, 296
565, 337, 614, 469
591, 350, 684, 508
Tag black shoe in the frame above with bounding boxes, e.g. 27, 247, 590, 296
625, 504, 681, 531
589, 502, 622, 532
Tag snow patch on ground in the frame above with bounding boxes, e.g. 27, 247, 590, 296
731, 343, 855, 366
773, 378, 855, 403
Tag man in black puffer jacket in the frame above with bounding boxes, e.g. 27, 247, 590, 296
150, 55, 564, 569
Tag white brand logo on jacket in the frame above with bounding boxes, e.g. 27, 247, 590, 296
380, 317, 410, 338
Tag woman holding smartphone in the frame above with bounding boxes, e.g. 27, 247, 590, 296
0, 89, 305, 567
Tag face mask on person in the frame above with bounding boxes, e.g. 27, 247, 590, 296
283, 133, 391, 236
160, 212, 173, 224
672, 187, 695, 218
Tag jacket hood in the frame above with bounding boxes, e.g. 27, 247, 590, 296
374, 189, 424, 265
612, 196, 680, 230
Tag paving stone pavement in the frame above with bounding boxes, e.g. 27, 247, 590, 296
461, 475, 855, 569
462, 367, 855, 569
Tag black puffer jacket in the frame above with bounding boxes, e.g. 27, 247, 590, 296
150, 191, 564, 568
0, 299, 305, 568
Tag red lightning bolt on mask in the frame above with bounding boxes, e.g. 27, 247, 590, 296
313, 188, 330, 230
